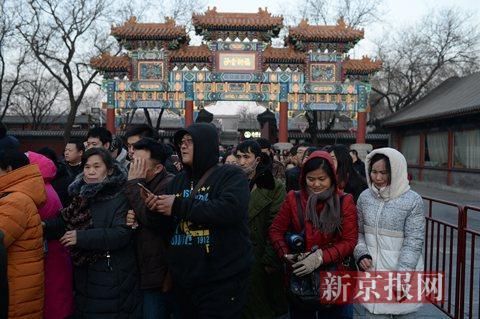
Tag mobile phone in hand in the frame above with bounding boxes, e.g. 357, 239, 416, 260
171, 154, 180, 164
137, 183, 153, 196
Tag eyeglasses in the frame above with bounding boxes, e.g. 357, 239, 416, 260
178, 138, 193, 148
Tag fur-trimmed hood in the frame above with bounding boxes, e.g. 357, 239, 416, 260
68, 162, 127, 201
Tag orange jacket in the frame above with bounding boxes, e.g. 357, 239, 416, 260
0, 164, 46, 319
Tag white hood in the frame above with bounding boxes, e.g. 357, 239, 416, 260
365, 147, 410, 200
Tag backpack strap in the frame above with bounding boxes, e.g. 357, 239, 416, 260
294, 191, 304, 230
190, 164, 219, 200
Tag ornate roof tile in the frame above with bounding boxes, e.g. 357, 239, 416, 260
289, 18, 364, 42
192, 7, 283, 30
169, 45, 212, 62
90, 53, 130, 71
111, 16, 187, 40
263, 46, 305, 63
343, 56, 382, 74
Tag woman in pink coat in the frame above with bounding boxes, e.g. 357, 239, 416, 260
28, 152, 74, 319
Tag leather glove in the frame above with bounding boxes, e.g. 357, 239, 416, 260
292, 249, 323, 276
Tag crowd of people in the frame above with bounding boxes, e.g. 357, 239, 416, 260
0, 122, 426, 319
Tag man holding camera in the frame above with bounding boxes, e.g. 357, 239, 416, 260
124, 138, 176, 319
236, 140, 288, 319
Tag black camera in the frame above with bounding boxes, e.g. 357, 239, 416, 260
285, 231, 305, 254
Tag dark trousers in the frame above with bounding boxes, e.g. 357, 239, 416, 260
174, 272, 249, 319
289, 304, 343, 319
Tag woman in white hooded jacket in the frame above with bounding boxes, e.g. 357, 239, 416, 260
354, 148, 425, 318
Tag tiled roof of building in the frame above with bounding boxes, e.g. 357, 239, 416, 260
90, 53, 130, 71
343, 57, 382, 74
169, 45, 212, 62
111, 16, 187, 40
263, 46, 305, 63
192, 7, 283, 30
289, 18, 364, 42
382, 72, 480, 127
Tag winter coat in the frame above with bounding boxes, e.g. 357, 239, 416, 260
0, 230, 7, 319
269, 151, 358, 267
285, 166, 301, 192
155, 123, 252, 288
243, 177, 288, 319
27, 152, 74, 319
65, 163, 141, 318
124, 169, 174, 290
51, 161, 76, 208
0, 164, 46, 319
353, 147, 425, 315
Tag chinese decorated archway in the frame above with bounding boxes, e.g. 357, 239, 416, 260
91, 7, 381, 143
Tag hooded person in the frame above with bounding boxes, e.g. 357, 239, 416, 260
269, 151, 358, 318
145, 123, 253, 319
354, 147, 425, 317
0, 149, 46, 319
26, 152, 74, 319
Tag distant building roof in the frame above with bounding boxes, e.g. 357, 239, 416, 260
343, 57, 382, 75
382, 72, 480, 127
90, 53, 130, 72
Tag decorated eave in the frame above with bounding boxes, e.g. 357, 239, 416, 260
90, 53, 130, 78
111, 17, 188, 50
262, 46, 306, 71
343, 57, 382, 75
169, 45, 213, 70
288, 18, 364, 52
192, 7, 284, 42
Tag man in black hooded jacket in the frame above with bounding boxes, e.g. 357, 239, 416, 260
145, 123, 252, 319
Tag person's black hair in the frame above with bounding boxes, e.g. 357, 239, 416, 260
301, 157, 337, 189
125, 124, 159, 140
221, 149, 237, 164
132, 137, 170, 165
327, 144, 357, 188
37, 147, 59, 165
86, 127, 112, 145
0, 149, 29, 171
109, 136, 124, 152
66, 139, 85, 152
369, 153, 392, 184
0, 122, 6, 139
236, 140, 262, 158
350, 149, 358, 157
82, 147, 114, 170
289, 145, 299, 156
256, 138, 272, 150
303, 146, 319, 161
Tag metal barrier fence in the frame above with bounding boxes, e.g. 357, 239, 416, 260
423, 196, 480, 319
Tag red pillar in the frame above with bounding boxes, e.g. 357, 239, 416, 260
356, 111, 366, 144
185, 100, 194, 127
106, 108, 116, 134
279, 102, 288, 143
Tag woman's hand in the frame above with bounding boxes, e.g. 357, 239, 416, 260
60, 230, 77, 247
359, 257, 373, 271
292, 249, 323, 276
126, 209, 138, 229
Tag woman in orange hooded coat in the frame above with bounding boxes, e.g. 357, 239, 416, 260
0, 150, 46, 319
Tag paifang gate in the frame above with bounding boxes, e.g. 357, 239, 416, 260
91, 7, 381, 143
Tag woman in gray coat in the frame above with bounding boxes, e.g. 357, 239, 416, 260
354, 148, 425, 318
58, 147, 141, 318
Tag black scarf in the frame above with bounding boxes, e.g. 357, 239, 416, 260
62, 163, 127, 266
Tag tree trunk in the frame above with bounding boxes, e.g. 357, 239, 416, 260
306, 110, 319, 145
155, 108, 165, 130
143, 108, 153, 127
63, 99, 79, 142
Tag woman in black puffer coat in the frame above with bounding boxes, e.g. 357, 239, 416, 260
55, 148, 141, 318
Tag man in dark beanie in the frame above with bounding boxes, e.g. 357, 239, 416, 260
0, 123, 19, 151
145, 123, 252, 318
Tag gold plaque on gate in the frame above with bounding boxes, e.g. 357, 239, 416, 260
217, 52, 256, 72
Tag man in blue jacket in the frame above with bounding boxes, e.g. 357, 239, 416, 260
146, 123, 252, 319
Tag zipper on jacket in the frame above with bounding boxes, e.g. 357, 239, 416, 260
106, 251, 113, 271
373, 200, 384, 313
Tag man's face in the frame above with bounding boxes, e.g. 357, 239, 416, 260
132, 149, 161, 182
178, 134, 194, 167
86, 137, 108, 150
236, 149, 259, 178
127, 135, 142, 160
296, 146, 308, 167
64, 143, 83, 164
